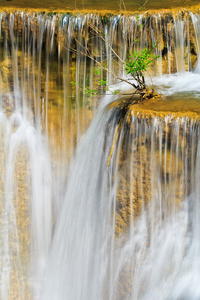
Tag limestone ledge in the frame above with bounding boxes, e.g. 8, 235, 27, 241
109, 98, 200, 123
1, 4, 200, 15
108, 97, 198, 240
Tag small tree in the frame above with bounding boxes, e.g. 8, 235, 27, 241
69, 21, 160, 102
124, 47, 160, 99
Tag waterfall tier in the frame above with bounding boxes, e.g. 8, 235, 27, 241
42, 102, 200, 300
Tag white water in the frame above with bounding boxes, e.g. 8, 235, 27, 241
152, 72, 200, 97
0, 111, 52, 299
42, 108, 200, 300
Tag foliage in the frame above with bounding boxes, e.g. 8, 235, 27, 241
125, 46, 160, 92
69, 15, 160, 101
75, 46, 159, 99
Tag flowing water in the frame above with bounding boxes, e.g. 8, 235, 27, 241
0, 9, 200, 300
42, 105, 200, 300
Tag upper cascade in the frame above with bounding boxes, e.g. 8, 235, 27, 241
1, 9, 200, 168
1, 9, 200, 78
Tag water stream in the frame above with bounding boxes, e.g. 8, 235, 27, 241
42, 105, 200, 300
0, 9, 200, 300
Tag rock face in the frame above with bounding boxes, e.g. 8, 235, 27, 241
107, 100, 198, 239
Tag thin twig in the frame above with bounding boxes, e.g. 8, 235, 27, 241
89, 22, 124, 64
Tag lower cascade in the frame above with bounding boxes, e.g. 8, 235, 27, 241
42, 103, 200, 300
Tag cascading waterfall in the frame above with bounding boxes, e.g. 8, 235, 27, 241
42, 105, 200, 300
0, 112, 52, 299
0, 8, 200, 300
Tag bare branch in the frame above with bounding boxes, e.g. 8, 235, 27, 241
63, 15, 159, 101
88, 22, 124, 64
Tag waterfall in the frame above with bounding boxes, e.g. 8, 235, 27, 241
0, 9, 200, 300
1, 10, 200, 115
0, 112, 52, 299
42, 104, 200, 300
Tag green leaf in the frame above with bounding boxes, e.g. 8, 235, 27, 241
99, 78, 108, 86
113, 89, 120, 95
94, 67, 102, 75
70, 81, 78, 86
